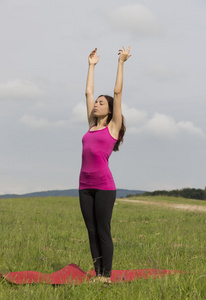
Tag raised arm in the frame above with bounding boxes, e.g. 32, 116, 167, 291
85, 48, 100, 127
111, 46, 131, 134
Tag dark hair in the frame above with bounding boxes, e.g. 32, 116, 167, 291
95, 95, 126, 152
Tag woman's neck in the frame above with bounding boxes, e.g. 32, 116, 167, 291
96, 116, 108, 127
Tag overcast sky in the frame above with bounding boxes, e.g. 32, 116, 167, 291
0, 0, 206, 194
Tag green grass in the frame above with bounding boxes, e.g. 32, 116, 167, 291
0, 196, 206, 299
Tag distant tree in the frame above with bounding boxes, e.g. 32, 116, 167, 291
179, 188, 203, 200
168, 190, 180, 197
141, 187, 205, 201
204, 187, 206, 200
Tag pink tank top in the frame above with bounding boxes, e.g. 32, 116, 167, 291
79, 126, 117, 190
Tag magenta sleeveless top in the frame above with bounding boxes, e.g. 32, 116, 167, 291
79, 126, 117, 190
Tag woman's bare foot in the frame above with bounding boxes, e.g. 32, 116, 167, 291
90, 276, 112, 284
99, 276, 112, 284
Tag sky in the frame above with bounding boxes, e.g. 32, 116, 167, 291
0, 0, 206, 194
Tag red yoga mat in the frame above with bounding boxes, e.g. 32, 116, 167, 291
1, 264, 181, 285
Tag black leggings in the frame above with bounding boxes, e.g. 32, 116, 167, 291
79, 189, 116, 277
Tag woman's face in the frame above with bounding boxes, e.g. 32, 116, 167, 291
93, 96, 110, 118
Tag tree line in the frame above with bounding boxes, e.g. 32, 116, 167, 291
127, 187, 206, 201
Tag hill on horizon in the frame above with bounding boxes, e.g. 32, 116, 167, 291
0, 189, 146, 199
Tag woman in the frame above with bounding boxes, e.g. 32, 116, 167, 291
79, 46, 131, 283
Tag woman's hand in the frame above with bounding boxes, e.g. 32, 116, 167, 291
118, 46, 131, 63
88, 48, 100, 65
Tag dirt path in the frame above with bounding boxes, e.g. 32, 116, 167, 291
117, 198, 206, 212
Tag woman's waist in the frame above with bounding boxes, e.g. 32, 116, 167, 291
79, 167, 115, 189
80, 166, 112, 176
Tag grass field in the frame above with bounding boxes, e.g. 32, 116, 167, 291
0, 196, 206, 299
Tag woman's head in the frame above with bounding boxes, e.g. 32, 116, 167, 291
95, 95, 126, 151
93, 96, 111, 119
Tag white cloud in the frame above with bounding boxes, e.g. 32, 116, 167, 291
108, 4, 162, 35
177, 121, 205, 138
143, 113, 179, 138
70, 102, 87, 124
19, 102, 87, 129
19, 114, 50, 129
136, 113, 205, 139
0, 79, 45, 100
121, 104, 205, 139
122, 103, 147, 125
122, 105, 201, 139
19, 114, 69, 129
